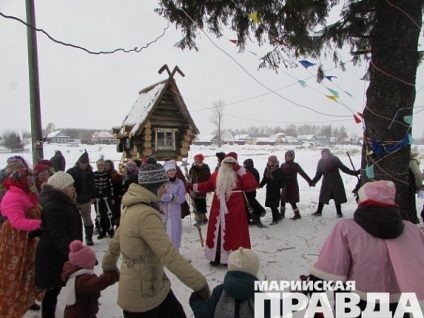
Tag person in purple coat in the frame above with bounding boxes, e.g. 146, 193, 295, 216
280, 150, 313, 220
160, 161, 187, 250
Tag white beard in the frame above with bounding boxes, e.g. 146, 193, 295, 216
216, 164, 237, 201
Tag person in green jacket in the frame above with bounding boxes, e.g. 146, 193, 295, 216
102, 157, 210, 318
189, 247, 260, 318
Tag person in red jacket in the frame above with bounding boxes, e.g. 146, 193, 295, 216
191, 152, 258, 266
61, 240, 119, 318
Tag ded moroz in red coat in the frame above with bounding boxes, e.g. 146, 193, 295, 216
193, 164, 258, 264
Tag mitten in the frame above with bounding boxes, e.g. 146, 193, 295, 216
196, 283, 211, 300
161, 193, 175, 202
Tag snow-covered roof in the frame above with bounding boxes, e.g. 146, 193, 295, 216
47, 130, 67, 138
120, 83, 166, 135
92, 131, 113, 138
298, 134, 315, 141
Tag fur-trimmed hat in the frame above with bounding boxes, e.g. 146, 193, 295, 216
358, 180, 396, 205
163, 161, 176, 172
78, 150, 89, 164
68, 240, 96, 269
47, 171, 74, 190
138, 157, 169, 195
228, 247, 260, 277
222, 152, 238, 164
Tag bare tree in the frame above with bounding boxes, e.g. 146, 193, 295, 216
1, 130, 24, 152
210, 99, 225, 147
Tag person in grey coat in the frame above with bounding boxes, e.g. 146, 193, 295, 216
311, 148, 360, 218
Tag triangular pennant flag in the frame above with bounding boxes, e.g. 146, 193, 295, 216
327, 88, 339, 98
403, 115, 412, 125
409, 134, 414, 144
249, 12, 260, 23
298, 80, 307, 88
299, 60, 316, 69
229, 39, 238, 45
325, 75, 337, 81
326, 95, 338, 102
344, 91, 353, 97
353, 114, 361, 123
357, 112, 364, 118
365, 164, 375, 179
246, 50, 258, 56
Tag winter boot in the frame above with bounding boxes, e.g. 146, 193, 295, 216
291, 208, 302, 220
270, 208, 280, 225
210, 250, 220, 267
194, 213, 202, 226
335, 204, 343, 218
201, 213, 208, 225
85, 225, 94, 246
280, 207, 286, 219
312, 203, 324, 216
251, 212, 265, 228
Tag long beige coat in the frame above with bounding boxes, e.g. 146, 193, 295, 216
102, 183, 206, 313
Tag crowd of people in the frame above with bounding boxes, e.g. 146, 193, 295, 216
0, 147, 423, 317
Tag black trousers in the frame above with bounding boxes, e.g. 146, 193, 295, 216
42, 287, 61, 318
123, 290, 186, 318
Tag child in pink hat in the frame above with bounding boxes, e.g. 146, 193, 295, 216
61, 240, 119, 318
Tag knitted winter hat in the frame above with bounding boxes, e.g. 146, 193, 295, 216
34, 163, 51, 176
47, 171, 74, 190
4, 159, 26, 175
138, 157, 169, 195
268, 155, 278, 164
358, 180, 396, 205
68, 240, 96, 269
163, 161, 176, 172
194, 154, 204, 161
222, 152, 238, 164
228, 247, 260, 277
78, 150, 89, 164
39, 159, 53, 168
243, 158, 254, 169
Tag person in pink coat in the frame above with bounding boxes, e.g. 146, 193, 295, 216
160, 161, 187, 250
191, 152, 258, 266
0, 158, 44, 318
310, 180, 424, 317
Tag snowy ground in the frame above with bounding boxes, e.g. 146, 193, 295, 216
2, 142, 421, 318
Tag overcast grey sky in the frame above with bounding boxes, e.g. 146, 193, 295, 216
1, 0, 423, 138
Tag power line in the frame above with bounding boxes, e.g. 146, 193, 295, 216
0, 10, 169, 55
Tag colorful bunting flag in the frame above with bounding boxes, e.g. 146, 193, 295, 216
299, 60, 316, 69
326, 95, 338, 102
353, 114, 361, 123
357, 112, 364, 118
249, 12, 260, 23
409, 134, 414, 144
298, 80, 307, 88
327, 88, 339, 98
229, 39, 238, 45
246, 50, 258, 56
365, 164, 375, 179
403, 115, 412, 125
344, 91, 353, 97
325, 75, 337, 81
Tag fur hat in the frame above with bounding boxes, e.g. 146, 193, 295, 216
216, 152, 226, 161
358, 180, 396, 205
268, 155, 278, 164
138, 157, 169, 195
228, 247, 260, 277
163, 161, 176, 172
68, 240, 96, 269
47, 171, 74, 190
194, 154, 204, 161
222, 152, 238, 164
4, 159, 26, 175
78, 150, 89, 164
